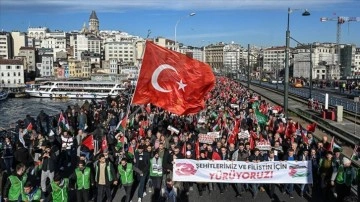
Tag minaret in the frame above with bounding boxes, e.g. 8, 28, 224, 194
80, 22, 88, 34
89, 10, 99, 35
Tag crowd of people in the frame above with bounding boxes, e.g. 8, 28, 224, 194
0, 76, 359, 202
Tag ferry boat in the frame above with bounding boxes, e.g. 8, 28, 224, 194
25, 81, 128, 99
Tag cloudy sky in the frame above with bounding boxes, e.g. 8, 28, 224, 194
1, 0, 359, 47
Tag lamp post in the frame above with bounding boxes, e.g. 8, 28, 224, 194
174, 12, 196, 50
355, 97, 359, 135
284, 7, 310, 118
247, 44, 250, 88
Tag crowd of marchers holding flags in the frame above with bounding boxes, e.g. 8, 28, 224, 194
0, 41, 360, 202
0, 76, 359, 202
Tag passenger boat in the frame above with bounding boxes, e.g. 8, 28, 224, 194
25, 81, 128, 99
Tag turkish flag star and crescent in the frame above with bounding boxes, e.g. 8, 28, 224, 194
132, 41, 216, 115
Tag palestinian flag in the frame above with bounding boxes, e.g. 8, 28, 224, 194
23, 123, 33, 134
212, 124, 220, 131
101, 136, 108, 152
116, 114, 128, 132
127, 145, 135, 159
115, 135, 127, 151
58, 112, 70, 131
351, 145, 359, 161
82, 134, 94, 150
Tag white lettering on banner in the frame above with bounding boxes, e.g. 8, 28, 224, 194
230, 104, 239, 109
207, 132, 220, 138
238, 130, 250, 139
173, 159, 312, 184
256, 141, 272, 151
198, 133, 217, 144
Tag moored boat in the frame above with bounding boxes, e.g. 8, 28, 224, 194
25, 81, 128, 99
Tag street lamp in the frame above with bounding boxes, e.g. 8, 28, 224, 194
174, 12, 196, 49
247, 44, 250, 88
355, 97, 359, 135
284, 7, 310, 118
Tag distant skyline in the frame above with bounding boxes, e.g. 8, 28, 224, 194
1, 0, 360, 47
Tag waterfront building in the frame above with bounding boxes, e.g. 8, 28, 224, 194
109, 59, 120, 74
104, 40, 135, 65
294, 43, 338, 80
27, 27, 49, 48
81, 60, 91, 78
154, 37, 176, 51
223, 43, 242, 74
354, 48, 360, 75
37, 54, 54, 77
73, 34, 88, 60
205, 43, 225, 72
41, 31, 67, 61
68, 58, 82, 78
0, 59, 24, 85
18, 47, 36, 72
88, 36, 101, 55
263, 46, 286, 73
134, 39, 145, 66
340, 44, 356, 78
0, 32, 12, 59
10, 31, 28, 57
179, 46, 204, 62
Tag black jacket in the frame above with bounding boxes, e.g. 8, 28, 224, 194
39, 151, 57, 172
14, 147, 34, 167
134, 152, 150, 175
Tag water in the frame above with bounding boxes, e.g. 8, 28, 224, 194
0, 98, 85, 128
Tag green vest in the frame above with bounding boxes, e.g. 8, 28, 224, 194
95, 163, 113, 182
118, 163, 134, 185
335, 165, 354, 186
356, 168, 360, 184
50, 179, 69, 202
8, 174, 27, 201
22, 188, 42, 201
75, 167, 91, 190
149, 157, 163, 177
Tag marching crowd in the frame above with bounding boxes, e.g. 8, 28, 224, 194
0, 77, 359, 202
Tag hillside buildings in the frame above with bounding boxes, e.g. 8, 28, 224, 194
1, 10, 359, 87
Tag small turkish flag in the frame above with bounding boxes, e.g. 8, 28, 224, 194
132, 41, 215, 115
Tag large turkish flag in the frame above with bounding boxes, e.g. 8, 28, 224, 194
132, 41, 215, 115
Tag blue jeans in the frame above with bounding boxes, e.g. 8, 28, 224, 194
3, 157, 13, 173
301, 184, 309, 193
251, 184, 259, 195
138, 174, 147, 198
285, 184, 294, 193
